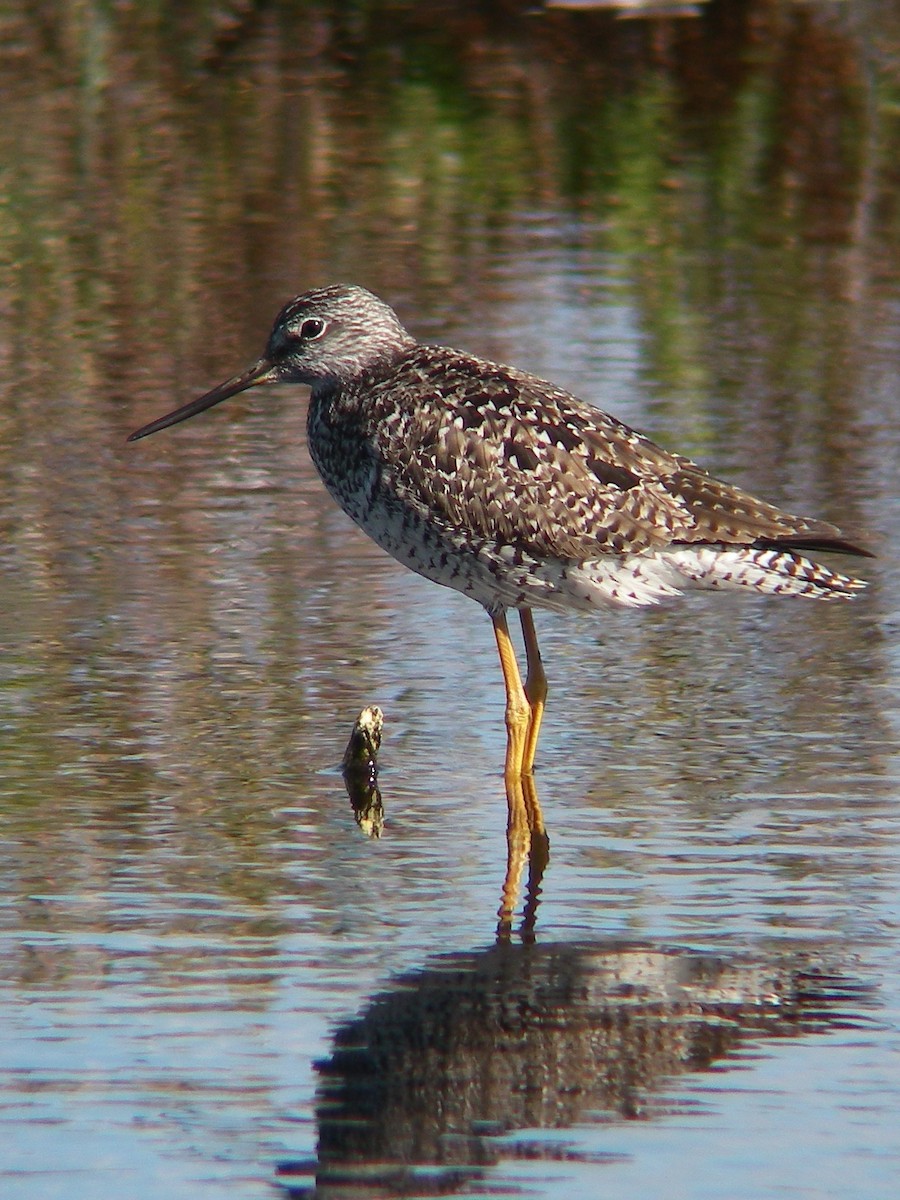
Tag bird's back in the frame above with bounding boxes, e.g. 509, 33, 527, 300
306, 343, 870, 612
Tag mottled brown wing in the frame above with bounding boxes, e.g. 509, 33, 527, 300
661, 466, 870, 555
374, 350, 868, 562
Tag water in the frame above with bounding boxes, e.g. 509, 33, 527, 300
1, 3, 900, 1197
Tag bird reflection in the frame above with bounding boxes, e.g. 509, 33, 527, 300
277, 939, 868, 1198
328, 719, 867, 1199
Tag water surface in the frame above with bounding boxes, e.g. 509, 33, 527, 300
1, 3, 899, 1198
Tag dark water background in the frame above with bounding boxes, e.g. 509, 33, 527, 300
1, 2, 899, 1197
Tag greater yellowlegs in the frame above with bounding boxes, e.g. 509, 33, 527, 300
129, 285, 870, 778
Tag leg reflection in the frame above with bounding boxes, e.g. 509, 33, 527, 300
497, 771, 549, 941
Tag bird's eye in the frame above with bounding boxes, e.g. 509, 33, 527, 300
299, 317, 326, 340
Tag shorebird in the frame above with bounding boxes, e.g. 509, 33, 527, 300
129, 284, 870, 779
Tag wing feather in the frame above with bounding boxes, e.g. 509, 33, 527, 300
368, 348, 870, 563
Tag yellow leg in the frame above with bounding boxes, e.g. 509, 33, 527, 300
519, 608, 548, 774
491, 610, 531, 780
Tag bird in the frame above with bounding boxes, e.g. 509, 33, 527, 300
128, 284, 871, 780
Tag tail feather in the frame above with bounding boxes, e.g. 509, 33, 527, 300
756, 534, 876, 559
661, 545, 867, 601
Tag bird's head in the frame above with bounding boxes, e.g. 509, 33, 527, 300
127, 284, 414, 442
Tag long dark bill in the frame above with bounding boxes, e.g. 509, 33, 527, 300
127, 358, 277, 442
